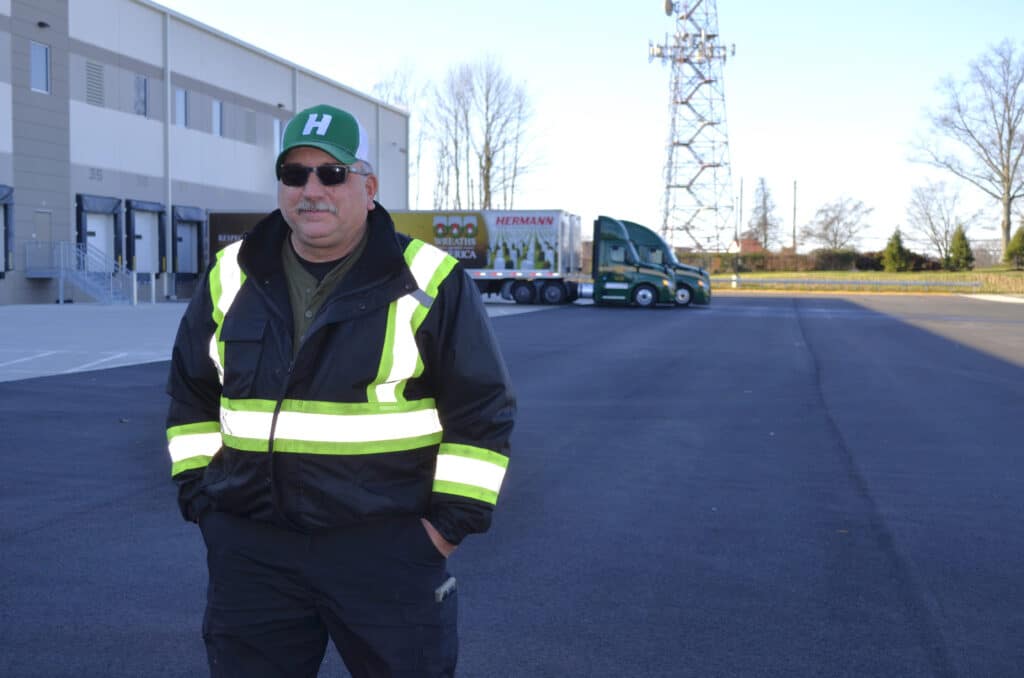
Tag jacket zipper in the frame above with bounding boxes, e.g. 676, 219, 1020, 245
248, 273, 305, 530
246, 265, 412, 530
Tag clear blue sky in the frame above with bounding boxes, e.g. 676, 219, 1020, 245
157, 0, 1022, 253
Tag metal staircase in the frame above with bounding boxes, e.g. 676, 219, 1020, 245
24, 241, 133, 304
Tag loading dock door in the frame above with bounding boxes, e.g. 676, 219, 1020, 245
85, 212, 116, 272
173, 205, 207, 275
176, 221, 199, 274
133, 210, 160, 273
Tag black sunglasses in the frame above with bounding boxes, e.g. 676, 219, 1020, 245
276, 163, 370, 187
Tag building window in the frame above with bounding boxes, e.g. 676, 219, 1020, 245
273, 118, 282, 154
212, 99, 223, 136
175, 88, 188, 127
134, 75, 148, 116
30, 41, 50, 93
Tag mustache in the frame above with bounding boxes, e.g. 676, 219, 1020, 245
296, 200, 337, 213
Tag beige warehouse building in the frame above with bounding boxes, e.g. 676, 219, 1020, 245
0, 0, 409, 304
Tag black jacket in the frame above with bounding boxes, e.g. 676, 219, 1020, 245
165, 203, 515, 544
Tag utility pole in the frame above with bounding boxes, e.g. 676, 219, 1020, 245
649, 0, 736, 253
736, 176, 743, 247
792, 180, 797, 251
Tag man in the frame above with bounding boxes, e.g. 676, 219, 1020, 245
165, 104, 515, 677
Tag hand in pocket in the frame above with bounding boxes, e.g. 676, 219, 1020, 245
420, 518, 457, 558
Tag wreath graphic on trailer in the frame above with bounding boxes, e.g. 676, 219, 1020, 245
433, 216, 477, 239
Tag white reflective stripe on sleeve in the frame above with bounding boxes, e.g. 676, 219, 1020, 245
373, 294, 421, 403
434, 454, 507, 494
408, 242, 449, 290
168, 431, 222, 462
220, 408, 274, 440
273, 407, 442, 443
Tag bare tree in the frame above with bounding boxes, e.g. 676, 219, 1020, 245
425, 65, 473, 209
372, 64, 415, 109
918, 39, 1024, 256
470, 57, 532, 209
372, 63, 429, 208
432, 143, 452, 210
427, 57, 532, 210
800, 197, 873, 250
905, 181, 979, 262
503, 96, 529, 208
743, 177, 780, 250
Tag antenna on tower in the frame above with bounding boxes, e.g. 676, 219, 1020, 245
649, 0, 736, 253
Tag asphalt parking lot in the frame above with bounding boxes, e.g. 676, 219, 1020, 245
1, 292, 1020, 383
2, 292, 1023, 677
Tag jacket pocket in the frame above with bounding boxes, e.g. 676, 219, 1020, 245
219, 317, 266, 396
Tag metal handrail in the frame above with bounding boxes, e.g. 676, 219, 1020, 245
23, 241, 133, 304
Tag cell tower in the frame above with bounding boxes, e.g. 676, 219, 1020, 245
649, 0, 735, 252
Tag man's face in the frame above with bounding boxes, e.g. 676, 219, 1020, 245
277, 146, 378, 262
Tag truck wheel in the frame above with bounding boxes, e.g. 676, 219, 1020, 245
512, 281, 536, 304
675, 285, 693, 307
631, 284, 657, 308
541, 281, 567, 304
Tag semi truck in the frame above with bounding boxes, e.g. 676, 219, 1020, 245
388, 210, 676, 308
584, 215, 677, 307
207, 209, 676, 308
619, 218, 712, 306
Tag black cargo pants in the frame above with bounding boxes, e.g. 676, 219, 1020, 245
199, 512, 458, 677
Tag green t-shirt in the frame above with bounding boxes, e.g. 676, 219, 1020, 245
281, 230, 368, 357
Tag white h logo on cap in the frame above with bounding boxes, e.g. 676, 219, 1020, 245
302, 113, 332, 136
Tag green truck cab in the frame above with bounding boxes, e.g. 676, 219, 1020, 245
620, 219, 711, 306
589, 216, 676, 308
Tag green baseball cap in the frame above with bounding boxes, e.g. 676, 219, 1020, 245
276, 104, 370, 169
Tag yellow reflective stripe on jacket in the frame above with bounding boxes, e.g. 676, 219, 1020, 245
433, 443, 509, 505
408, 240, 459, 304
370, 294, 420, 403
219, 396, 443, 455
368, 239, 457, 404
166, 421, 221, 476
199, 237, 455, 458
208, 241, 246, 385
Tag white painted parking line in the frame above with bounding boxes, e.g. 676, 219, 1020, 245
0, 300, 544, 383
0, 350, 60, 368
960, 294, 1024, 304
485, 304, 559, 317
65, 352, 130, 373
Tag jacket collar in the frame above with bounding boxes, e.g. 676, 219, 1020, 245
238, 202, 409, 290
